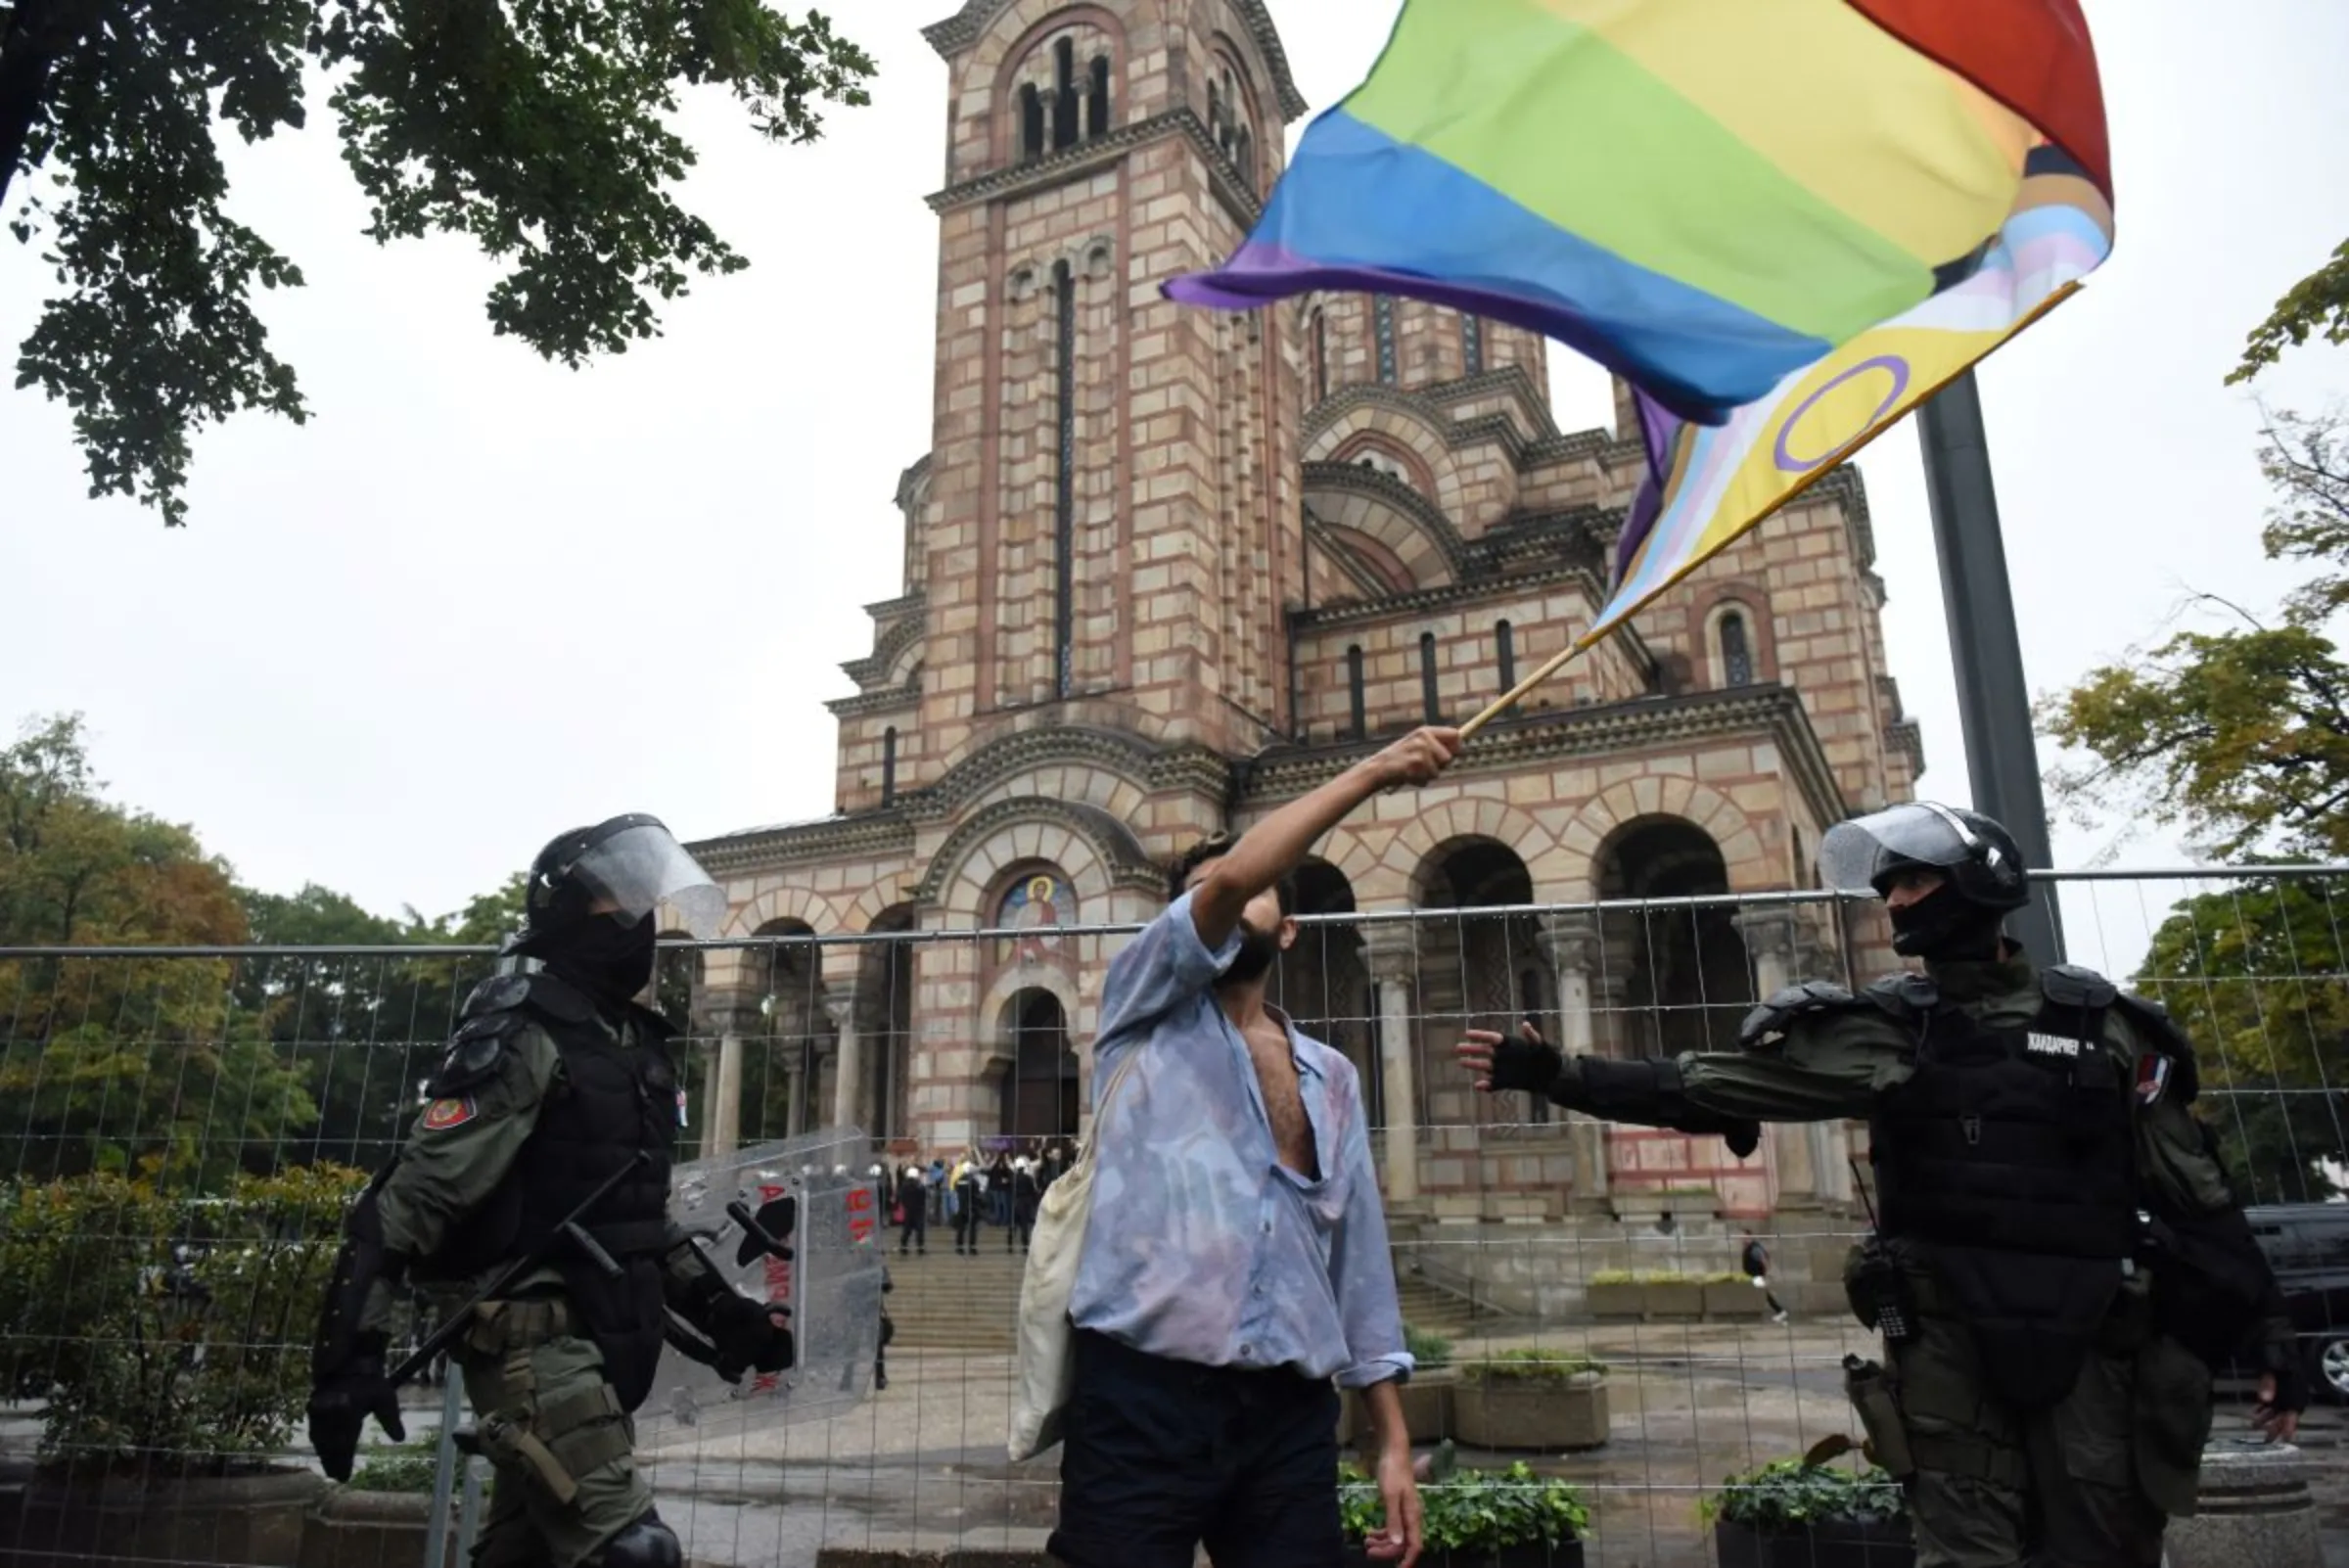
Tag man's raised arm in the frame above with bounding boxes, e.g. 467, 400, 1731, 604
1189, 727, 1461, 948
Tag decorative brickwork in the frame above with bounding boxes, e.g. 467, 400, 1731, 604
689, 1, 1918, 1210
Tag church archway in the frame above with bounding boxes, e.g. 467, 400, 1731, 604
1273, 859, 1380, 1127
1598, 818, 1749, 1057
998, 987, 1079, 1140
1419, 837, 1552, 1130
742, 918, 825, 1142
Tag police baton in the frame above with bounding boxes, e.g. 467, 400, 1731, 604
388, 1149, 652, 1389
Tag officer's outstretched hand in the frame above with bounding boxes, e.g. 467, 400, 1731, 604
307, 1347, 405, 1483
1455, 1022, 1562, 1095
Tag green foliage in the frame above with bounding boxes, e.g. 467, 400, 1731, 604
0, 1164, 366, 1472
2043, 411, 2349, 860
2231, 240, 2349, 386
1702, 1454, 1905, 1532
1, 0, 874, 526
1340, 1458, 1589, 1550
347, 1436, 441, 1495
0, 714, 318, 1182
1404, 1322, 1452, 1372
1459, 1348, 1607, 1384
2136, 878, 2347, 1203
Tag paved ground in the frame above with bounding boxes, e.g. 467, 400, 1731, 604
5, 1318, 2341, 1567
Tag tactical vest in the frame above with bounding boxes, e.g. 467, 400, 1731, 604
426, 972, 679, 1408
1867, 964, 2140, 1410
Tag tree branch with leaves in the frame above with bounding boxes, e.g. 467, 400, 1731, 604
2, 0, 873, 526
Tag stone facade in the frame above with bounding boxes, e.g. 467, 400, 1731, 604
684, 0, 1922, 1225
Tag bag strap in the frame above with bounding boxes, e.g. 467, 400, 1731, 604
1073, 1048, 1144, 1170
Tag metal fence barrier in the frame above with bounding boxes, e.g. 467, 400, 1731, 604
0, 869, 2341, 1568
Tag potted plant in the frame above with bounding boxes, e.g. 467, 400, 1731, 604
1453, 1350, 1609, 1452
1342, 1453, 1589, 1567
299, 1439, 458, 1568
1341, 1323, 1457, 1449
0, 1166, 363, 1568
1707, 1439, 1913, 1568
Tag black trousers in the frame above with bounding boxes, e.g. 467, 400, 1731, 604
1047, 1329, 1345, 1568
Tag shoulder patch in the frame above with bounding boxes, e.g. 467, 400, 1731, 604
2041, 963, 2118, 1009
428, 1010, 525, 1094
420, 1096, 478, 1131
2111, 992, 2200, 1102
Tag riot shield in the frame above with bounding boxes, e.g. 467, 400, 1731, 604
635, 1127, 888, 1444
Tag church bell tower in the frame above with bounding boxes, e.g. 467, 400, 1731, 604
910, 0, 1311, 765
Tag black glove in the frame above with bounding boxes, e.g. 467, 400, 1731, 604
1484, 1026, 1565, 1094
704, 1291, 794, 1379
2257, 1337, 2312, 1416
1721, 1121, 1763, 1160
307, 1343, 405, 1483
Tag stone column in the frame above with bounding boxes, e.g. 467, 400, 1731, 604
695, 991, 760, 1159
1733, 906, 1823, 1207
825, 994, 862, 1136
784, 1052, 808, 1138
1359, 927, 1420, 1203
1539, 913, 1609, 1210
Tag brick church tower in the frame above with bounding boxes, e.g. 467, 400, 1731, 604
687, 0, 1920, 1233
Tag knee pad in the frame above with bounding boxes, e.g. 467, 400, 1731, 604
591, 1512, 680, 1568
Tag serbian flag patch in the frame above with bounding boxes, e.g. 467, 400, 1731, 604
2134, 1054, 2173, 1108
422, 1096, 478, 1131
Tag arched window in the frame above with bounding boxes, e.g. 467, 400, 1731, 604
1052, 259, 1079, 697
1373, 295, 1397, 384
1310, 310, 1328, 405
1720, 610, 1753, 687
1052, 37, 1080, 150
1462, 314, 1485, 376
880, 726, 898, 807
1346, 645, 1366, 739
1086, 54, 1112, 139
1019, 84, 1044, 161
1496, 620, 1516, 692
1419, 631, 1441, 724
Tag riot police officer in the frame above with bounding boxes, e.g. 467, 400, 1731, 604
1456, 802, 2308, 1568
307, 816, 792, 1568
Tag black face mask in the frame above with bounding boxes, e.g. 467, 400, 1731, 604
1221, 922, 1282, 987
552, 911, 658, 1001
1889, 887, 2003, 961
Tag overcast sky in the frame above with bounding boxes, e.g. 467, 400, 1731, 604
3, 3, 2346, 961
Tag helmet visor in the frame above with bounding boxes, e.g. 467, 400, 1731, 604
1817, 803, 1985, 895
570, 821, 726, 939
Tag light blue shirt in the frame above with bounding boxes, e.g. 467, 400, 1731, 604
1069, 891, 1412, 1388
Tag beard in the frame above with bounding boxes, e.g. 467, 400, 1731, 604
1221, 921, 1282, 986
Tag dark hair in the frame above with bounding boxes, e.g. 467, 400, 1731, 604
1167, 836, 1296, 915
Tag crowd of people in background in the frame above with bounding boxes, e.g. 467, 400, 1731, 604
878, 1138, 1074, 1256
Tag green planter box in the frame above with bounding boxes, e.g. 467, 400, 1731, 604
1586, 1281, 1644, 1319
1713, 1517, 1914, 1567
1704, 1281, 1773, 1319
1453, 1375, 1610, 1452
299, 1487, 458, 1568
1645, 1281, 1706, 1318
17, 1466, 325, 1568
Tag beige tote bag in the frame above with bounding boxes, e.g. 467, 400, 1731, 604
1007, 1048, 1141, 1460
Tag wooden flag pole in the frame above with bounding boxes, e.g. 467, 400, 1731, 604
1457, 637, 1595, 741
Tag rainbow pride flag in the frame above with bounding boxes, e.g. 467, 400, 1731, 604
1593, 143, 2111, 640
1169, 0, 2110, 424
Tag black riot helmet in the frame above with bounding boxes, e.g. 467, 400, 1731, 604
512, 814, 725, 958
1818, 803, 2029, 958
